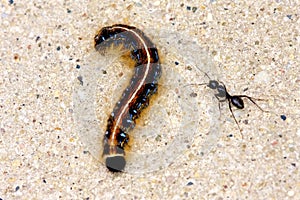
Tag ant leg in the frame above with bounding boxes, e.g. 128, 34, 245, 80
228, 101, 244, 139
217, 102, 222, 117
215, 95, 226, 117
237, 95, 267, 112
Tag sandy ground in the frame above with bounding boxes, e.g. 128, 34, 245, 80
1, 0, 299, 199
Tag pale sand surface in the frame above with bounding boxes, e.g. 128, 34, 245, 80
1, 1, 299, 199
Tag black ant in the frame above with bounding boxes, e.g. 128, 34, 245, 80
188, 68, 267, 137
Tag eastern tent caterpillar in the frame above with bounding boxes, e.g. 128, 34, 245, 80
94, 24, 161, 172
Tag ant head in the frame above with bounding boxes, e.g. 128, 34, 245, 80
231, 96, 244, 109
208, 80, 219, 89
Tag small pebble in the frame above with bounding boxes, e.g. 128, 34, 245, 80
207, 13, 213, 21
296, 129, 300, 137
287, 190, 295, 197
36, 36, 41, 42
291, 163, 296, 167
187, 181, 194, 186
280, 115, 287, 121
153, 1, 160, 6
77, 76, 83, 85
189, 92, 197, 98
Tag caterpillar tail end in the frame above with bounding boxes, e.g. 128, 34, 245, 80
105, 155, 126, 172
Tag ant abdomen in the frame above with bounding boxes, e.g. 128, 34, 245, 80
231, 96, 244, 109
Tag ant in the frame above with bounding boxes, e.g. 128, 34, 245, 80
188, 68, 267, 138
